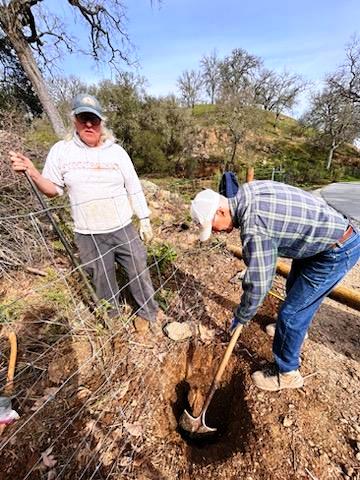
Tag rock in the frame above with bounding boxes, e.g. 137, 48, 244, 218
346, 467, 354, 476
198, 324, 215, 343
124, 421, 143, 437
141, 180, 160, 197
282, 416, 294, 428
163, 322, 193, 341
76, 387, 92, 401
356, 452, 360, 461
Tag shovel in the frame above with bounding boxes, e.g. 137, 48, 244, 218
179, 324, 243, 435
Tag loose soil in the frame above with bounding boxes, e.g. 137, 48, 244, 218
0, 186, 359, 480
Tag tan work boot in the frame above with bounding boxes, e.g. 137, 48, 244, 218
265, 323, 308, 340
252, 366, 304, 391
133, 316, 150, 334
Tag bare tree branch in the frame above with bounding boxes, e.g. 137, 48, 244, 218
303, 81, 360, 169
328, 35, 360, 104
0, 0, 146, 135
177, 69, 203, 109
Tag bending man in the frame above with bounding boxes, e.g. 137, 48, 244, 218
190, 181, 360, 391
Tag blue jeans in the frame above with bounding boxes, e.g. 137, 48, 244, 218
273, 229, 360, 372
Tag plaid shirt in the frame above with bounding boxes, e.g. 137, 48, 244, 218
229, 181, 348, 324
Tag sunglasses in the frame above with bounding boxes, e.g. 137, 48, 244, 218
76, 112, 101, 126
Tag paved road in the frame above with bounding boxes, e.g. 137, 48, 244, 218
321, 182, 360, 227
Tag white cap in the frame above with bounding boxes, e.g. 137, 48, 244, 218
190, 189, 221, 241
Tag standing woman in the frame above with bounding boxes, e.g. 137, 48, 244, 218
10, 93, 159, 334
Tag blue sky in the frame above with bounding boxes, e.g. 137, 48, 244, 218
58, 0, 360, 114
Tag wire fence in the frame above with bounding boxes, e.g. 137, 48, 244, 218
6, 141, 353, 479
1, 161, 265, 479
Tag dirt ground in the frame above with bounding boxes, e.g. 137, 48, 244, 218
0, 185, 359, 480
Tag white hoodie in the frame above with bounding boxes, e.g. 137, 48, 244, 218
42, 134, 150, 234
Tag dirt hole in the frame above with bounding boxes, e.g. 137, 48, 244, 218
170, 343, 255, 465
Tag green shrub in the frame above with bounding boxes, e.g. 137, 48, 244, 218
0, 297, 27, 324
155, 288, 176, 310
24, 118, 58, 153
147, 242, 177, 273
39, 268, 72, 309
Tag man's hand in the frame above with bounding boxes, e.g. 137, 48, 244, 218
9, 151, 36, 177
229, 317, 242, 336
139, 218, 153, 243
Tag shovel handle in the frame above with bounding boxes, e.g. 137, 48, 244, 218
214, 324, 243, 384
201, 324, 243, 414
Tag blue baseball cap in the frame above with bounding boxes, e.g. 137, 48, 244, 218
71, 93, 104, 120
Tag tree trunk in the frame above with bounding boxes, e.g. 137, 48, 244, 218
10, 35, 66, 138
326, 143, 336, 170
230, 139, 238, 166
273, 111, 280, 129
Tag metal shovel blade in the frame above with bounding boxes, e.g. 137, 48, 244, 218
178, 325, 244, 436
179, 408, 217, 435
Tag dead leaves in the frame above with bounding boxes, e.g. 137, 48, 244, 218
41, 446, 57, 468
39, 446, 57, 479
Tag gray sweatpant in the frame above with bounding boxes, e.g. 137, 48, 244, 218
75, 223, 158, 322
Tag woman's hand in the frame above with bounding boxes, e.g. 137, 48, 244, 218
139, 218, 153, 243
9, 151, 37, 177
9, 150, 59, 197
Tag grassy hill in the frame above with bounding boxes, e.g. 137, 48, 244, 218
21, 104, 360, 189
187, 105, 360, 187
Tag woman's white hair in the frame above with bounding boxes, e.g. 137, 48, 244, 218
65, 113, 116, 143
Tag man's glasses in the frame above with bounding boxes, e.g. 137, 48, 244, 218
76, 112, 101, 126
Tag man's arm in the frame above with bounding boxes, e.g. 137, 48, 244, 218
234, 234, 278, 324
9, 151, 59, 198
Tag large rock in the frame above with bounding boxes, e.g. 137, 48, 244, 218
163, 321, 193, 341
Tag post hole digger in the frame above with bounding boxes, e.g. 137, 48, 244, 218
179, 324, 243, 435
